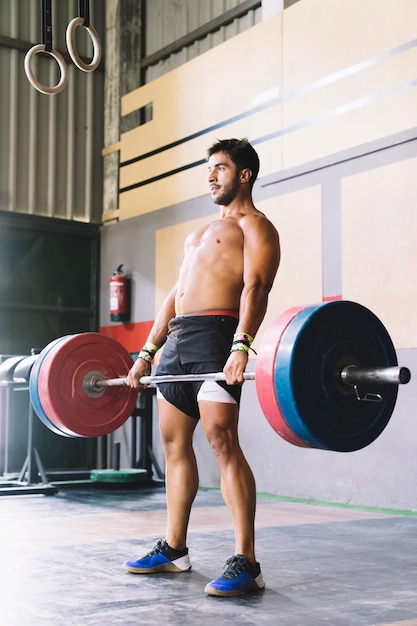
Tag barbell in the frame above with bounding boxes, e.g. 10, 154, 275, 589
27, 300, 411, 452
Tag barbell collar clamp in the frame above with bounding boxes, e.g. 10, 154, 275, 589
340, 365, 411, 386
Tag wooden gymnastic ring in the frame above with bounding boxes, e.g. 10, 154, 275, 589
24, 44, 68, 95
66, 17, 101, 72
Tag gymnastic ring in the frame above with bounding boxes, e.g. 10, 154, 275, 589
66, 17, 101, 72
24, 44, 68, 95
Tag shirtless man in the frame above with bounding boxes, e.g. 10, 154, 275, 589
123, 138, 280, 597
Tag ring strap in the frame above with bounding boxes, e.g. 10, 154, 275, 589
41, 0, 53, 52
79, 0, 90, 28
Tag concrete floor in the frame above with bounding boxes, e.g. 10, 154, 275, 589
1, 484, 417, 626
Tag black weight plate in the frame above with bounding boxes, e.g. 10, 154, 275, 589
275, 301, 398, 452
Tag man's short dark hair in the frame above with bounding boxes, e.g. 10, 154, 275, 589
207, 138, 260, 190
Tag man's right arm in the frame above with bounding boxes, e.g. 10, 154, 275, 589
126, 285, 177, 388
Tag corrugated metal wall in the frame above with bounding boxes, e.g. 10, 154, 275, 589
143, 0, 262, 83
0, 0, 105, 223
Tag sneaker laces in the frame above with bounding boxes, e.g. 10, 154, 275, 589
222, 555, 248, 579
146, 539, 167, 557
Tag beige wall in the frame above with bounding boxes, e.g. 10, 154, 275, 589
342, 157, 417, 349
112, 0, 417, 216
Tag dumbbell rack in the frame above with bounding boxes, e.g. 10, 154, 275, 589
0, 352, 58, 496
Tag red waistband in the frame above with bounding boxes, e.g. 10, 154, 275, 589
180, 309, 239, 319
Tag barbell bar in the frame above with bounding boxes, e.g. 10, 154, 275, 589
28, 300, 411, 450
90, 366, 407, 390
91, 372, 256, 389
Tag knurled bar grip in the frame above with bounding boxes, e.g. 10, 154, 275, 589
94, 372, 256, 389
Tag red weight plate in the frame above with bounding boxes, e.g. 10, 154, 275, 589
255, 307, 310, 448
37, 333, 138, 437
30, 336, 77, 436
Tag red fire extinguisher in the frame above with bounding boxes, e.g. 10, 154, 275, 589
109, 264, 130, 322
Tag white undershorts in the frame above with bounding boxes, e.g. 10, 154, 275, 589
156, 380, 237, 404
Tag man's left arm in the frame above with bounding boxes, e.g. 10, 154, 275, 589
223, 215, 281, 384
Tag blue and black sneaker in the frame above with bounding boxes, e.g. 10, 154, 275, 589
123, 539, 192, 574
204, 555, 265, 597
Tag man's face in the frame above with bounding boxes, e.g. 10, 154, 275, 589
207, 151, 240, 206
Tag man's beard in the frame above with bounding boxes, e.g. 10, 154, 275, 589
212, 174, 240, 206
